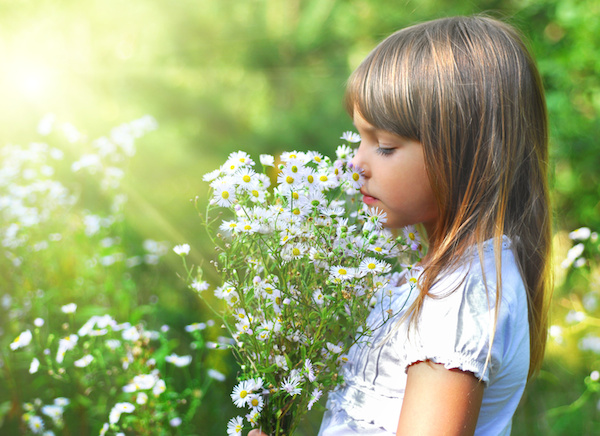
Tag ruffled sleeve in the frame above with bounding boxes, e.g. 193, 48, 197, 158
397, 266, 504, 385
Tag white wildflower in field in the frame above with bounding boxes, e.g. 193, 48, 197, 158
74, 354, 94, 368
29, 357, 40, 374
153, 379, 166, 396
207, 369, 226, 382
10, 329, 33, 350
108, 402, 135, 424
170, 417, 182, 427
173, 243, 190, 256
28, 415, 44, 433
165, 353, 192, 367
136, 392, 148, 405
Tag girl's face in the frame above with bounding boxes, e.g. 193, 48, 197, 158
352, 110, 439, 235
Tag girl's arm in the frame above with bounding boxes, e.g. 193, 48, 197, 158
396, 360, 484, 436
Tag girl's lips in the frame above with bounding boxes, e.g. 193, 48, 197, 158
361, 191, 378, 205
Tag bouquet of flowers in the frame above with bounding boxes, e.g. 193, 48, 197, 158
180, 133, 421, 435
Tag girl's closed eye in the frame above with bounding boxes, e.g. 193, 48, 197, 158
376, 145, 396, 156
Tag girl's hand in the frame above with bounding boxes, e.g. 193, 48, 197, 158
248, 430, 269, 436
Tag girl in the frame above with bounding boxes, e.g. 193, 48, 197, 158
251, 14, 551, 436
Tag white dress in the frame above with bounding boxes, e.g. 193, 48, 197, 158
318, 237, 529, 435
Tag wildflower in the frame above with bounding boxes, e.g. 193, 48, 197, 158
326, 342, 343, 354
313, 289, 325, 305
74, 354, 94, 368
231, 380, 253, 407
403, 225, 421, 250
247, 394, 264, 412
208, 369, 226, 382
153, 379, 166, 396
227, 416, 244, 436
329, 265, 355, 281
304, 358, 316, 382
307, 387, 323, 410
281, 372, 302, 396
29, 357, 40, 374
11, 329, 33, 350
185, 322, 207, 332
99, 423, 109, 436
34, 318, 45, 327
108, 402, 135, 425
190, 279, 209, 292
41, 405, 64, 425
569, 227, 591, 241
336, 144, 354, 160
56, 335, 78, 363
364, 207, 388, 231
136, 392, 148, 405
228, 151, 254, 167
122, 326, 140, 341
54, 398, 70, 407
235, 168, 259, 191
28, 415, 44, 433
173, 244, 190, 256
165, 353, 192, 367
358, 257, 387, 275
345, 166, 364, 190
341, 131, 361, 143
170, 417, 182, 427
212, 183, 237, 207
259, 154, 275, 167
203, 168, 222, 182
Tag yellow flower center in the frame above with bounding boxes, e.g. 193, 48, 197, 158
251, 398, 259, 407
367, 263, 376, 270
307, 175, 314, 183
338, 268, 347, 275
221, 191, 229, 199
292, 247, 300, 256
244, 225, 252, 231
292, 208, 301, 215
352, 173, 360, 181
243, 175, 251, 183
292, 192, 299, 200
286, 176, 294, 184
251, 190, 259, 197
320, 175, 328, 182
291, 165, 298, 173
374, 247, 382, 252
409, 232, 415, 240
240, 390, 248, 398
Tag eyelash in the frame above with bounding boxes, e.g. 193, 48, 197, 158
376, 146, 395, 156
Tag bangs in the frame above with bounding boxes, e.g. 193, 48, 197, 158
344, 29, 426, 142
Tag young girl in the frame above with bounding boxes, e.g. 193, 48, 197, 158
251, 14, 551, 436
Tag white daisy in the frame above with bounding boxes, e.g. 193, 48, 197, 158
259, 154, 275, 167
281, 372, 302, 396
307, 387, 323, 410
10, 329, 32, 350
226, 416, 244, 436
340, 131, 361, 143
329, 265, 356, 281
230, 380, 252, 408
212, 184, 237, 208
358, 257, 386, 275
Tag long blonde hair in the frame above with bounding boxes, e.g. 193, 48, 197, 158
345, 15, 552, 379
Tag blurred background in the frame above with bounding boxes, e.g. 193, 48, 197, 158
1, 0, 599, 434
